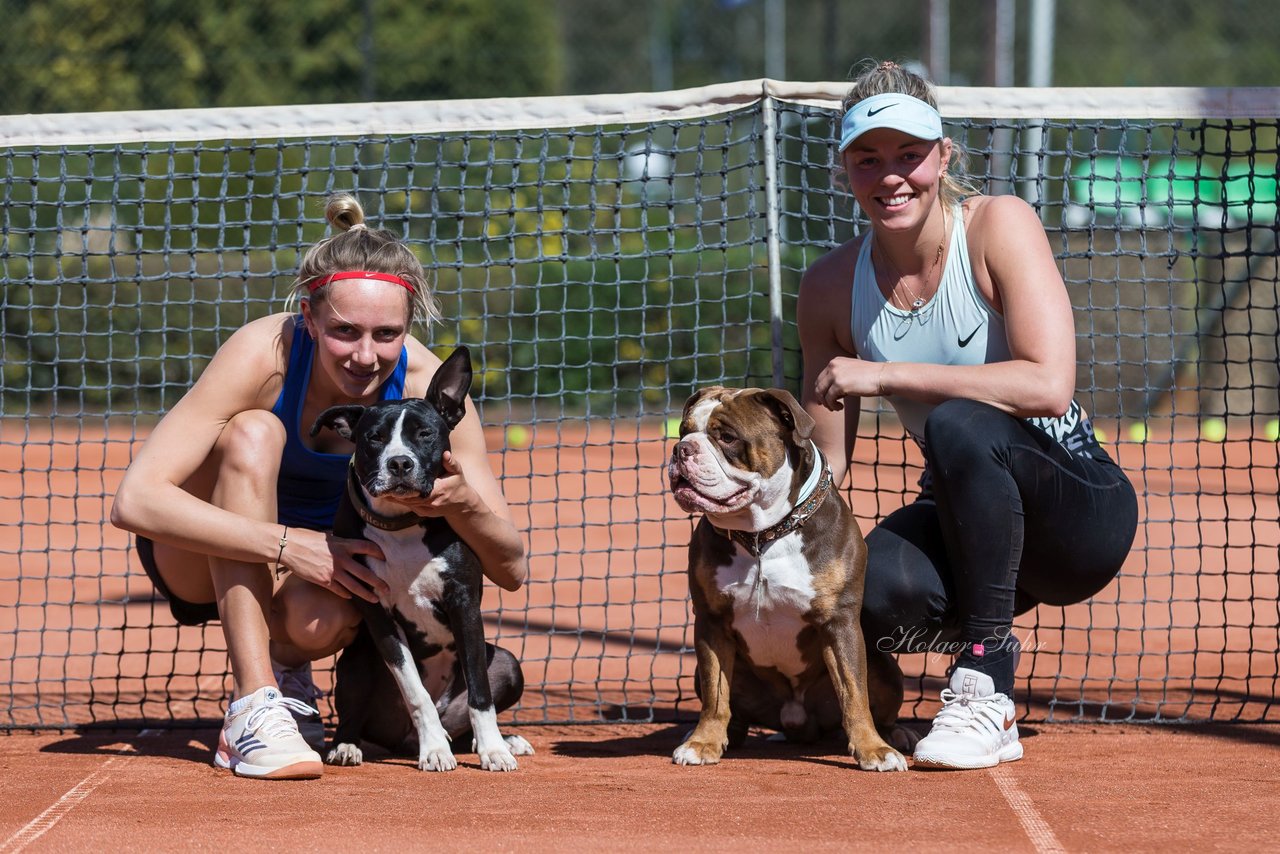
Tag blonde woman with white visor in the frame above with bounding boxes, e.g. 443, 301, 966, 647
798, 60, 1137, 769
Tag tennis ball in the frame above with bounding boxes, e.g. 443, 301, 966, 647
1264, 419, 1279, 442
505, 424, 531, 448
1201, 418, 1227, 443
665, 417, 683, 439
1127, 422, 1148, 444
1093, 426, 1107, 444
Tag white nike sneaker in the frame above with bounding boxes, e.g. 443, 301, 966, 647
214, 686, 324, 780
912, 667, 1023, 770
273, 660, 326, 753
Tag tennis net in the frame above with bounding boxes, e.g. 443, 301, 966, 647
2, 81, 1277, 728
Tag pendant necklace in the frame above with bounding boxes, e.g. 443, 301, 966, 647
875, 209, 947, 321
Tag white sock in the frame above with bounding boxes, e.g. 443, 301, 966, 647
229, 685, 275, 715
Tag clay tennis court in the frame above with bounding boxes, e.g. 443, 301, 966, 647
2, 416, 1278, 851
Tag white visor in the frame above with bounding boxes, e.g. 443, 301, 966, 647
839, 93, 944, 151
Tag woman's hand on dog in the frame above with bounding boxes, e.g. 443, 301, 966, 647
285, 527, 388, 602
389, 451, 481, 519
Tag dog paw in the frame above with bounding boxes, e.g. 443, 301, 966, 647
886, 723, 921, 754
325, 743, 363, 766
504, 734, 535, 756
418, 743, 457, 772
856, 744, 909, 772
672, 739, 724, 766
479, 745, 519, 772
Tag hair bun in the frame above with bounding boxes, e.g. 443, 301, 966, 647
325, 193, 366, 232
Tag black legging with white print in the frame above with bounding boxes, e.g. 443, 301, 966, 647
859, 398, 1138, 696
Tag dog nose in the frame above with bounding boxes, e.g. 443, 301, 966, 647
386, 455, 415, 478
675, 441, 696, 461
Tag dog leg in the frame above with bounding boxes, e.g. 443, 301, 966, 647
867, 646, 917, 754
487, 645, 534, 757
673, 613, 737, 766
820, 619, 908, 772
362, 606, 455, 772
327, 622, 379, 766
436, 645, 534, 758
723, 659, 787, 744
447, 599, 519, 772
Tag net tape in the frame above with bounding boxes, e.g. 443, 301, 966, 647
2, 82, 1278, 728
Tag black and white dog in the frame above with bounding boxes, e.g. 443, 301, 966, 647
311, 347, 532, 772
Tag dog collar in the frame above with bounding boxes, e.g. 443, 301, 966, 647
346, 463, 421, 531
714, 443, 834, 558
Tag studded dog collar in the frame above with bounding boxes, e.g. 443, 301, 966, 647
713, 444, 834, 558
346, 462, 421, 531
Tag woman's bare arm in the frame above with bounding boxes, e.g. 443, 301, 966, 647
109, 314, 386, 601
798, 246, 864, 487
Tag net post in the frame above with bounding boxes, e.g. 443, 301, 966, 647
761, 85, 785, 389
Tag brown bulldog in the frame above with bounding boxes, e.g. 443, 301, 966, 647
668, 386, 906, 771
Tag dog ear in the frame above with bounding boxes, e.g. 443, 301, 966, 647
426, 346, 473, 429
755, 389, 815, 442
311, 405, 366, 440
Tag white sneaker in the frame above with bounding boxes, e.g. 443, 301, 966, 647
214, 686, 324, 780
273, 661, 326, 752
913, 667, 1023, 770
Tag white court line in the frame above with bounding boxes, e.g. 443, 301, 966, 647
991, 764, 1067, 854
0, 729, 159, 854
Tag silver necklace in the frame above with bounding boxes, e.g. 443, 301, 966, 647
874, 211, 947, 317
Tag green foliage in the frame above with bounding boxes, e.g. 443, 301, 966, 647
375, 0, 561, 100
3, 0, 1280, 115
0, 0, 561, 113
1055, 0, 1280, 86
556, 0, 1280, 92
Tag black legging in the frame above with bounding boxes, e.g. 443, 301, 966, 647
860, 398, 1139, 695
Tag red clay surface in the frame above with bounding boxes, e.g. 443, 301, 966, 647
2, 723, 1279, 852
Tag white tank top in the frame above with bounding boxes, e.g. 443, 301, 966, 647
849, 206, 1107, 465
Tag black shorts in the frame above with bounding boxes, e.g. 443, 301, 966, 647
135, 535, 221, 626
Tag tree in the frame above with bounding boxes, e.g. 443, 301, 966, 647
0, 0, 562, 114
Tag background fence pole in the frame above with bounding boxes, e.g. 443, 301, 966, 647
762, 87, 785, 389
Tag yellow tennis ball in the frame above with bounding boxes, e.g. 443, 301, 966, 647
1093, 426, 1108, 444
1201, 418, 1227, 443
665, 417, 683, 439
1127, 422, 1148, 444
1265, 419, 1279, 442
505, 424, 531, 448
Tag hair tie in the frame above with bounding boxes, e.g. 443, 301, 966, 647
308, 270, 415, 294
348, 223, 368, 231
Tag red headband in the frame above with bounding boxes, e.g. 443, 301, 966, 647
307, 270, 415, 294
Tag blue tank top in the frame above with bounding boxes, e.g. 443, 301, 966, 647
270, 318, 408, 530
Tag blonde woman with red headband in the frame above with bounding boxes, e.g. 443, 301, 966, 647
112, 194, 527, 780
